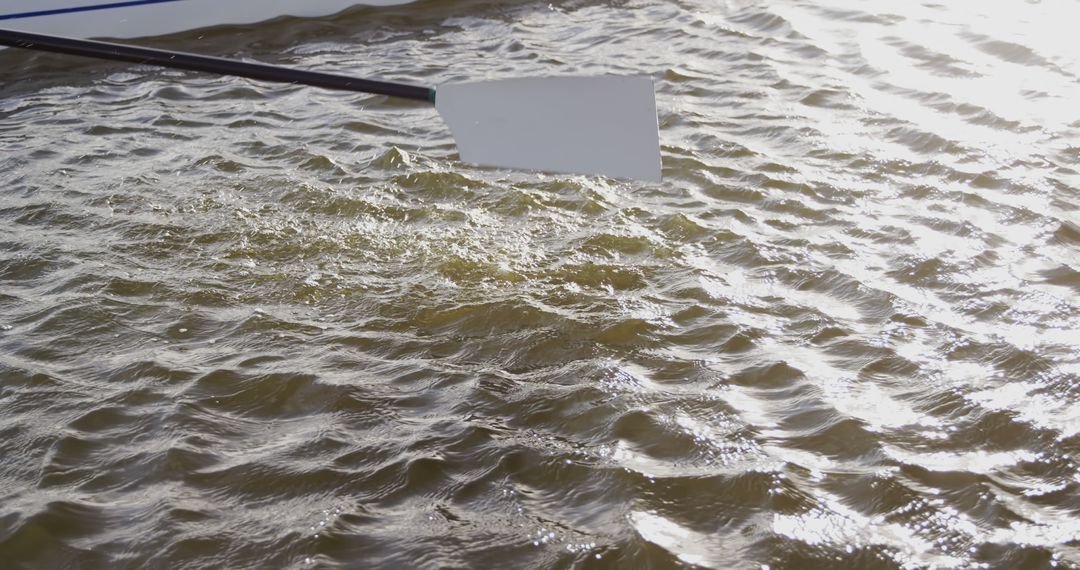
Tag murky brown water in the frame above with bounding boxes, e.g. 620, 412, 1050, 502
1, 0, 1078, 568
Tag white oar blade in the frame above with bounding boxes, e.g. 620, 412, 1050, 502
435, 76, 661, 182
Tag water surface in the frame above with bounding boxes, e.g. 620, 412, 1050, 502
1, 0, 1078, 567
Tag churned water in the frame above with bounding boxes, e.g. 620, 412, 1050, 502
1, 0, 1078, 567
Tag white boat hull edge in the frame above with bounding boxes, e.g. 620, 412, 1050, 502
0, 0, 411, 40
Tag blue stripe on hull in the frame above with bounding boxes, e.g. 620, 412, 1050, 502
0, 0, 187, 21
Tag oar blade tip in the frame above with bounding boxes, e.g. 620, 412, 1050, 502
435, 75, 661, 182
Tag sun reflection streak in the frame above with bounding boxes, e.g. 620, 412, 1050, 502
772, 491, 971, 569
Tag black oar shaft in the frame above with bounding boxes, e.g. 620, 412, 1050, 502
0, 28, 434, 103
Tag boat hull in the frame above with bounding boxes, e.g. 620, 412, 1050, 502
0, 0, 411, 40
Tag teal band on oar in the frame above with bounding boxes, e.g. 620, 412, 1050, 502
0, 27, 435, 102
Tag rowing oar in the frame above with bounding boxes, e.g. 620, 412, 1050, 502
0, 28, 661, 181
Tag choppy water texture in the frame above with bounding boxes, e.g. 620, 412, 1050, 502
1, 0, 1078, 567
